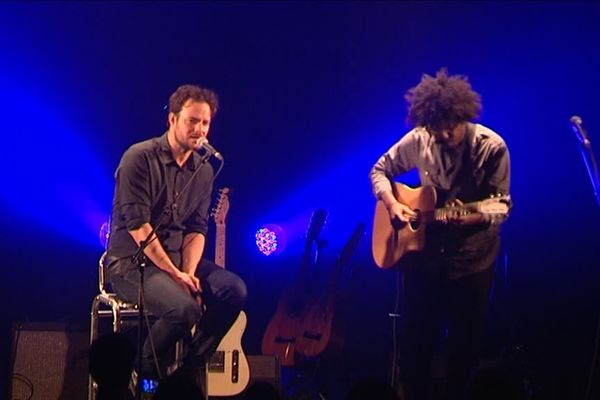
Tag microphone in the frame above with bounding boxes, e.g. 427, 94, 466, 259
198, 138, 223, 160
570, 115, 591, 147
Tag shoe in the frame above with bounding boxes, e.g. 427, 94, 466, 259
141, 378, 158, 399
129, 369, 159, 399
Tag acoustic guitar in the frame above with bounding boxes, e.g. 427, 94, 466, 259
372, 183, 510, 270
261, 209, 327, 366
206, 188, 251, 397
296, 222, 365, 358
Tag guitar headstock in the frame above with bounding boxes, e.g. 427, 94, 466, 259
477, 194, 511, 215
212, 187, 231, 225
306, 209, 328, 243
339, 222, 366, 266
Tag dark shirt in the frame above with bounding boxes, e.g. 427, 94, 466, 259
106, 133, 214, 272
370, 123, 511, 279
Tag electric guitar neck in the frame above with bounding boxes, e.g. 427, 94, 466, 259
207, 188, 250, 397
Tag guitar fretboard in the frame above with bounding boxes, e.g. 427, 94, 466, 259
216, 223, 226, 267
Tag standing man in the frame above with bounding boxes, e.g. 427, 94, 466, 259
370, 69, 511, 400
105, 84, 247, 387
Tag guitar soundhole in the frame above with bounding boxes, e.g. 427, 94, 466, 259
409, 209, 422, 230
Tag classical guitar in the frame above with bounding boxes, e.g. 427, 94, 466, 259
206, 188, 250, 397
372, 183, 510, 270
296, 222, 365, 358
261, 209, 327, 366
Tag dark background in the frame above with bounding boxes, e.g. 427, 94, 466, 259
1, 1, 599, 399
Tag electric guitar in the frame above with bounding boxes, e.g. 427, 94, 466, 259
296, 222, 365, 358
206, 188, 250, 397
372, 183, 510, 270
261, 209, 327, 366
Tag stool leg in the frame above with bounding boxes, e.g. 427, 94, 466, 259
89, 297, 100, 400
112, 306, 122, 333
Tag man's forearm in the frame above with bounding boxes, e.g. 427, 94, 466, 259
128, 223, 180, 277
181, 232, 206, 276
380, 190, 399, 211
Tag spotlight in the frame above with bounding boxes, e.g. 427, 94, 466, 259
99, 219, 110, 249
255, 224, 285, 256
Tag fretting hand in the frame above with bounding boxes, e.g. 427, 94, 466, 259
444, 199, 487, 225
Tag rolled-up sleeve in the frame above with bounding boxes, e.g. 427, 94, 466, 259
183, 189, 211, 236
183, 165, 214, 237
115, 147, 151, 231
483, 142, 512, 224
486, 145, 511, 197
370, 130, 419, 199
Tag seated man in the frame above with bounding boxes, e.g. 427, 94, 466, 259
105, 84, 247, 387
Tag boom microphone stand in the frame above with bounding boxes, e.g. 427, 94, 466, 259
130, 142, 222, 400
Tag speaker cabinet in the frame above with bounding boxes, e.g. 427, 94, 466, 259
246, 355, 281, 394
10, 322, 88, 400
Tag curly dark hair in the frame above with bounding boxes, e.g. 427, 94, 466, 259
405, 68, 482, 129
169, 84, 219, 117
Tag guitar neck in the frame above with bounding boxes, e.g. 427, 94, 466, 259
301, 237, 322, 272
326, 223, 365, 293
215, 223, 226, 268
430, 200, 485, 222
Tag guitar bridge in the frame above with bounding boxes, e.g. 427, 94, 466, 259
274, 336, 296, 343
302, 331, 323, 341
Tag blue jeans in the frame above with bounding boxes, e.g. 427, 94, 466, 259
107, 258, 247, 379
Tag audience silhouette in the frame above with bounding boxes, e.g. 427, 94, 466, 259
89, 333, 136, 400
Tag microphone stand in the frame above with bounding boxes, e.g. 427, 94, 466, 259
572, 116, 600, 207
572, 121, 600, 400
576, 137, 600, 208
130, 149, 216, 400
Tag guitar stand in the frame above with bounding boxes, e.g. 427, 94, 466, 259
388, 271, 404, 394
